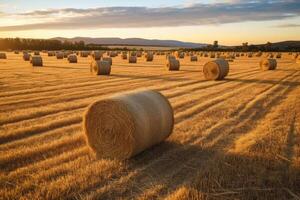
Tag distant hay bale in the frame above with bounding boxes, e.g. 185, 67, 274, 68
48, 51, 55, 57
145, 53, 154, 62
130, 52, 137, 57
64, 51, 71, 58
83, 89, 174, 160
203, 59, 229, 80
276, 53, 282, 59
247, 53, 253, 58
90, 60, 111, 75
102, 57, 112, 65
68, 54, 78, 63
122, 53, 128, 60
204, 53, 208, 57
109, 51, 117, 57
260, 59, 277, 71
0, 52, 7, 59
177, 52, 184, 59
166, 58, 180, 71
91, 51, 102, 60
34, 51, 40, 55
56, 52, 64, 59
167, 55, 176, 60
136, 51, 142, 57
129, 56, 137, 63
80, 51, 89, 57
23, 53, 30, 61
256, 52, 262, 57
30, 56, 43, 67
268, 53, 274, 58
190, 56, 198, 62
14, 51, 19, 54
210, 53, 216, 58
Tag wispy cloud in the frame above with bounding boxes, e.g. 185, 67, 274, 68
0, 0, 300, 31
274, 23, 300, 28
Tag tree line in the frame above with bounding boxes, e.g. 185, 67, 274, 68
0, 38, 108, 51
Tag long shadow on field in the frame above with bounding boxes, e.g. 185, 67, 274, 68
226, 78, 300, 87
110, 73, 197, 82
90, 142, 300, 200
43, 65, 88, 70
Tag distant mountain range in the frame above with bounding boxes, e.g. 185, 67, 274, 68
51, 37, 207, 48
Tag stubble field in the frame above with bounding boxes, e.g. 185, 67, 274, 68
0, 52, 300, 199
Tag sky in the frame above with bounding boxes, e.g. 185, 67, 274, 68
0, 0, 300, 45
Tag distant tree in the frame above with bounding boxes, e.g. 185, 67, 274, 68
213, 41, 218, 48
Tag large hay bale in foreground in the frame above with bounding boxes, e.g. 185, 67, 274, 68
203, 59, 229, 80
260, 59, 277, 71
102, 57, 112, 65
83, 90, 174, 159
129, 56, 137, 63
0, 52, 7, 59
166, 58, 180, 71
68, 54, 78, 63
30, 56, 43, 67
90, 60, 111, 75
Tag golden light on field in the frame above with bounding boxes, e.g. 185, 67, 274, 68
0, 50, 300, 199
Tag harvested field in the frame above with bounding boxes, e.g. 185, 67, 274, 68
0, 52, 300, 200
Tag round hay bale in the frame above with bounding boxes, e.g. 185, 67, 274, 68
166, 59, 180, 71
129, 56, 137, 63
190, 56, 198, 62
109, 51, 117, 57
80, 51, 89, 57
268, 53, 274, 58
90, 60, 111, 75
276, 53, 281, 59
210, 53, 216, 58
122, 54, 128, 60
14, 51, 19, 54
48, 51, 55, 57
68, 54, 78, 63
56, 52, 64, 59
130, 52, 137, 57
145, 53, 154, 62
34, 51, 40, 55
260, 59, 277, 71
178, 52, 184, 59
102, 57, 112, 65
247, 53, 253, 58
167, 55, 176, 61
23, 53, 31, 61
136, 51, 142, 57
30, 56, 43, 67
203, 59, 229, 80
83, 90, 174, 160
91, 51, 102, 60
0, 52, 7, 59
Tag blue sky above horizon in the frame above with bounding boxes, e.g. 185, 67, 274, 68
0, 0, 300, 45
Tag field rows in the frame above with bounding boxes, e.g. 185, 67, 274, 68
0, 53, 299, 199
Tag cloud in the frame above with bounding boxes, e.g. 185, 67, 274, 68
0, 0, 300, 31
274, 23, 300, 28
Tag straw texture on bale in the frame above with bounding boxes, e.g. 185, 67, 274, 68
129, 56, 137, 63
90, 60, 111, 75
190, 56, 198, 62
166, 59, 180, 71
0, 53, 7, 59
102, 57, 112, 65
83, 90, 174, 159
30, 56, 43, 67
68, 54, 78, 63
260, 59, 277, 71
56, 52, 64, 59
203, 59, 229, 80
23, 53, 30, 61
91, 51, 102, 60
145, 53, 154, 61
